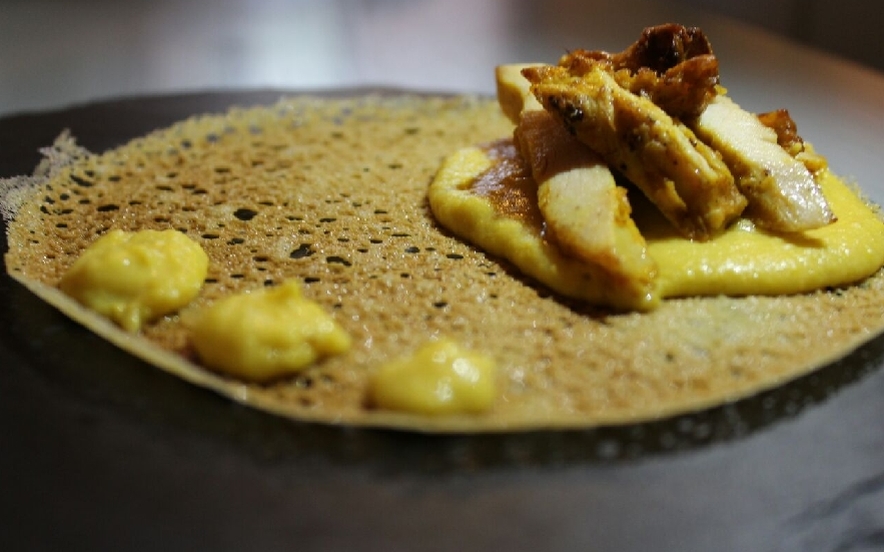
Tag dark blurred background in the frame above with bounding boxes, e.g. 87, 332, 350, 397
1, 0, 880, 116
687, 0, 880, 71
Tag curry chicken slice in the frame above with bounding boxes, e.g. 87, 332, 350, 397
524, 63, 747, 240
692, 95, 834, 232
496, 63, 658, 307
524, 22, 835, 237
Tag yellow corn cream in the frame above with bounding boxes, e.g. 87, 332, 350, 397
369, 338, 497, 415
429, 143, 884, 303
641, 170, 884, 296
59, 229, 208, 332
187, 280, 351, 382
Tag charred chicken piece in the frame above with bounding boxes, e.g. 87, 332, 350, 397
613, 23, 715, 72
757, 109, 828, 173
559, 24, 720, 119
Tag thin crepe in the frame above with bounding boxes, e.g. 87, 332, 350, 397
4, 94, 884, 432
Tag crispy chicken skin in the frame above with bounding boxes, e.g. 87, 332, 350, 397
757, 109, 828, 173
559, 24, 720, 119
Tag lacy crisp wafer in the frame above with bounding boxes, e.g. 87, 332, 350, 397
3, 90, 884, 432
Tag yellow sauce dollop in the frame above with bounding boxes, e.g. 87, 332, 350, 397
188, 280, 351, 382
369, 338, 497, 415
59, 229, 208, 331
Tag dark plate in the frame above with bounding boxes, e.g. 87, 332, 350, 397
2, 90, 883, 552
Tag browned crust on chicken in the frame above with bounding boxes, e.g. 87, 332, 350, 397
757, 109, 828, 172
558, 24, 720, 119
693, 96, 834, 232
758, 109, 802, 151
524, 63, 746, 240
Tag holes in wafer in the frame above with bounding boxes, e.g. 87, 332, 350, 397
233, 208, 258, 221
290, 243, 314, 259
